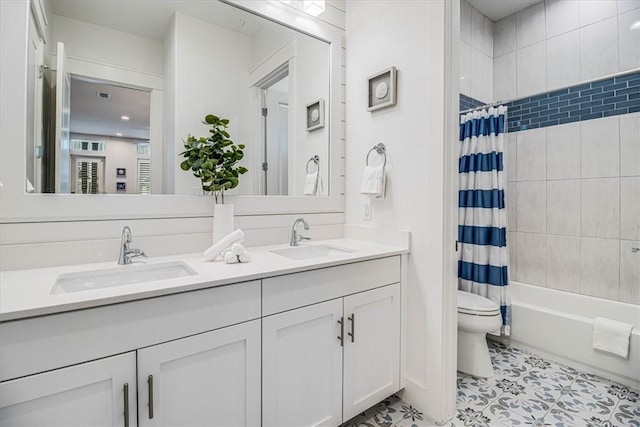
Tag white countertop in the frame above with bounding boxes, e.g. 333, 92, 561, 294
0, 239, 408, 322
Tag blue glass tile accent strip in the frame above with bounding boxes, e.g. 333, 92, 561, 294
504, 71, 640, 132
459, 93, 486, 112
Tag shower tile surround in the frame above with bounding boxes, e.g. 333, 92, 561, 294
342, 341, 640, 427
459, 0, 640, 305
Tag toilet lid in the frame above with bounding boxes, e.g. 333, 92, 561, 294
457, 290, 500, 315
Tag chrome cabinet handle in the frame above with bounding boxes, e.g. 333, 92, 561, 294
348, 314, 355, 343
148, 375, 154, 419
123, 383, 129, 427
337, 317, 344, 347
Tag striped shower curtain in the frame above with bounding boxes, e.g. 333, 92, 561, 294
458, 106, 511, 336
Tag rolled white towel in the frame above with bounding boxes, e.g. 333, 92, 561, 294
303, 172, 319, 196
592, 317, 633, 358
239, 251, 252, 263
224, 251, 239, 264
230, 242, 246, 256
203, 229, 245, 261
360, 165, 384, 198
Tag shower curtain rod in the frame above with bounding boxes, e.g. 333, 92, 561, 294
459, 100, 507, 115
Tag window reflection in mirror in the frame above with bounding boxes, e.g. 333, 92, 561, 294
27, 0, 330, 197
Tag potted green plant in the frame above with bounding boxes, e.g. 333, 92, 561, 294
180, 114, 248, 243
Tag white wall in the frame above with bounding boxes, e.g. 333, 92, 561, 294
51, 14, 163, 76
170, 13, 254, 196
251, 26, 331, 196
345, 1, 457, 423
460, 0, 494, 103
493, 0, 640, 101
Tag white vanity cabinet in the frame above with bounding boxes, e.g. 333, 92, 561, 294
262, 257, 402, 427
137, 319, 261, 427
0, 352, 137, 427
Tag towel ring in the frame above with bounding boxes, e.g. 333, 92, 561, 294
306, 155, 320, 173
365, 143, 387, 168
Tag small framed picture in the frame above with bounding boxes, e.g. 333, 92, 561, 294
367, 66, 397, 112
116, 168, 126, 177
306, 99, 325, 131
116, 182, 126, 191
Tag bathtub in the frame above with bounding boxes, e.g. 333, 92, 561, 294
491, 282, 640, 389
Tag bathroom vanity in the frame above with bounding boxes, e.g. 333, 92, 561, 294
0, 239, 408, 426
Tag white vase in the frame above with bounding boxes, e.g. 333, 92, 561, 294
212, 203, 234, 245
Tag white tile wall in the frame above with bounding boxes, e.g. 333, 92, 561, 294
547, 122, 581, 180
482, 16, 495, 58
581, 116, 620, 178
496, 0, 636, 98
460, 41, 471, 96
517, 181, 547, 233
516, 128, 547, 181
546, 30, 581, 90
506, 132, 517, 182
471, 5, 486, 50
517, 41, 547, 97
494, 15, 516, 57
517, 232, 547, 285
493, 52, 516, 102
471, 48, 493, 103
620, 240, 640, 304
516, 2, 547, 49
460, 0, 472, 43
581, 237, 620, 300
620, 113, 640, 177
579, 0, 619, 27
509, 116, 637, 305
507, 182, 517, 231
508, 231, 518, 280
547, 180, 581, 236
580, 17, 619, 81
618, 0, 640, 14
545, 0, 580, 38
581, 178, 620, 238
620, 177, 640, 240
618, 8, 640, 72
546, 234, 581, 293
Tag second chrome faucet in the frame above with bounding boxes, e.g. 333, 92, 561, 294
290, 218, 311, 247
118, 226, 147, 265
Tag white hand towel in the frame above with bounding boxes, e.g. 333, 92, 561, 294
203, 229, 244, 261
592, 317, 633, 358
360, 165, 385, 198
303, 172, 319, 196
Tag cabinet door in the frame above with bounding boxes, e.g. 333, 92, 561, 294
137, 319, 260, 427
343, 284, 400, 421
262, 299, 343, 427
0, 352, 136, 427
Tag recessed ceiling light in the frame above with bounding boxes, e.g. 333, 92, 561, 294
121, 115, 130, 121
631, 20, 640, 30
303, 0, 325, 17
116, 133, 123, 137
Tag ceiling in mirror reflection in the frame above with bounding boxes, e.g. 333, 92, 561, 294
30, 0, 330, 197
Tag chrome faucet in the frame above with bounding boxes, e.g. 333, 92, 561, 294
290, 218, 310, 246
118, 226, 147, 265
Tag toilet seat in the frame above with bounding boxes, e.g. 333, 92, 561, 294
457, 290, 501, 316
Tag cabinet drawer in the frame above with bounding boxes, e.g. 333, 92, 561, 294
263, 256, 400, 316
0, 281, 261, 382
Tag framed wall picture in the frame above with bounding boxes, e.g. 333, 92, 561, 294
306, 99, 325, 131
116, 182, 126, 191
367, 66, 397, 112
116, 168, 126, 178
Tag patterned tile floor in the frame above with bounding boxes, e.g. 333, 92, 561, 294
343, 341, 640, 427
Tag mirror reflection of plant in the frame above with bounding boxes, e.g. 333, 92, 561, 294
180, 114, 248, 204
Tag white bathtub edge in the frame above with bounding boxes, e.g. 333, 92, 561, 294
497, 284, 640, 389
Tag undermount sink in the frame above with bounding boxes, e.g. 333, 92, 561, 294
50, 261, 197, 294
270, 244, 355, 260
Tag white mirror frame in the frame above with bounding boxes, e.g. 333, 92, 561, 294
0, 0, 344, 223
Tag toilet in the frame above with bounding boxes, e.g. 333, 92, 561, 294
457, 290, 503, 378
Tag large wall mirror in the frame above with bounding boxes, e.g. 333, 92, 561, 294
27, 0, 331, 198
1, 0, 344, 222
